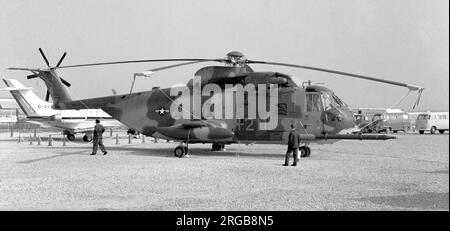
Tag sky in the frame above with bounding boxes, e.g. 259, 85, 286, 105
0, 0, 448, 111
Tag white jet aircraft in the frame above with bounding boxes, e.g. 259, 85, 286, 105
2, 79, 125, 141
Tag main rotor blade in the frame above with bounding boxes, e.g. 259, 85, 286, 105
45, 90, 50, 102
247, 60, 424, 91
145, 60, 215, 72
39, 48, 51, 68
56, 58, 224, 69
60, 77, 71, 87
56, 52, 67, 68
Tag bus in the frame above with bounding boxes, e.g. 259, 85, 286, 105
415, 112, 449, 134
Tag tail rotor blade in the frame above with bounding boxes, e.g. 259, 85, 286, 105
60, 77, 71, 87
45, 90, 50, 101
39, 48, 51, 68
56, 52, 67, 68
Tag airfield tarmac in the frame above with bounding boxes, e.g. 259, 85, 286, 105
0, 131, 448, 211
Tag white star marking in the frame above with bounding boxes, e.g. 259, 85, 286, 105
156, 107, 169, 115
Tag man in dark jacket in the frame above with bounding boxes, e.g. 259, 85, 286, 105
91, 119, 107, 155
284, 124, 301, 166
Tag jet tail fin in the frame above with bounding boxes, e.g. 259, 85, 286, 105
2, 79, 55, 117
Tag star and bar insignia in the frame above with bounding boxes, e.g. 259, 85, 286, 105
155, 107, 170, 115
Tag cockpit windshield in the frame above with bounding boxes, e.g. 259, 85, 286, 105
331, 93, 348, 107
306, 91, 348, 112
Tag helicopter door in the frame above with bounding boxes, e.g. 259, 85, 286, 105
234, 91, 257, 141
304, 92, 325, 134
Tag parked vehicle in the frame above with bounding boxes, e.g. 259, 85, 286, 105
378, 112, 410, 133
415, 112, 449, 134
354, 113, 382, 133
354, 110, 410, 133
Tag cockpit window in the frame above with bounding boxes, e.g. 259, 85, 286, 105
321, 92, 347, 110
320, 94, 334, 110
306, 93, 324, 112
331, 94, 347, 107
306, 91, 348, 112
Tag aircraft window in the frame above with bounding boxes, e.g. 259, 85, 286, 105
438, 115, 442, 119
306, 93, 324, 112
331, 94, 347, 107
320, 94, 333, 110
320, 92, 348, 110
277, 103, 287, 115
443, 115, 447, 119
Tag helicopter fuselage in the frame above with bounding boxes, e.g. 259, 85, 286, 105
60, 66, 357, 144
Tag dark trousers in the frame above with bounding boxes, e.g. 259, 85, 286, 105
285, 146, 299, 165
92, 136, 106, 154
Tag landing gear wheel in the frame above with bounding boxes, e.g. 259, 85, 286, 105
439, 130, 445, 134
430, 126, 436, 134
83, 135, 92, 142
299, 146, 308, 157
419, 130, 424, 134
212, 143, 224, 151
174, 146, 186, 158
67, 134, 75, 141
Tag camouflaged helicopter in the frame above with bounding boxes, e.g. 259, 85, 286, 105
8, 49, 425, 157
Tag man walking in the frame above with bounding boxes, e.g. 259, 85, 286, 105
91, 119, 107, 155
284, 124, 300, 166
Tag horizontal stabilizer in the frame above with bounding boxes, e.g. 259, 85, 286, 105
0, 86, 33, 91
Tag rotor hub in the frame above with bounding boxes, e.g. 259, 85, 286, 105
225, 51, 247, 66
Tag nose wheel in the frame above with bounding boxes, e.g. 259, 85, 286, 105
174, 144, 188, 158
211, 143, 225, 151
299, 145, 311, 157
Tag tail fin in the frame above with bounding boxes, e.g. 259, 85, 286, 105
2, 79, 56, 117
34, 70, 73, 107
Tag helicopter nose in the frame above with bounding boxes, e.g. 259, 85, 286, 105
323, 107, 357, 133
341, 109, 357, 128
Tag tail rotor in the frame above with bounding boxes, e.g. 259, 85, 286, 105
35, 48, 72, 101
8, 48, 73, 103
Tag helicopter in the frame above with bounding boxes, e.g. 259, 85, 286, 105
8, 49, 425, 157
